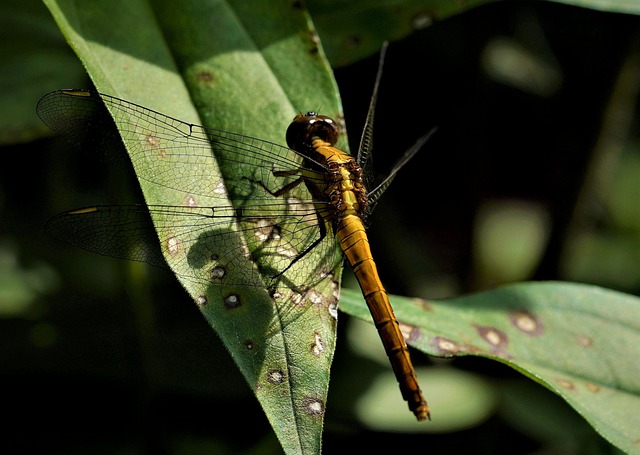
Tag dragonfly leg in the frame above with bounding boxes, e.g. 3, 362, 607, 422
244, 175, 333, 287
274, 209, 328, 280
244, 170, 306, 198
246, 173, 330, 268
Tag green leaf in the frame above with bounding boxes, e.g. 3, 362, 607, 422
545, 0, 640, 15
0, 0, 87, 144
340, 281, 640, 453
308, 0, 640, 68
42, 1, 342, 454
309, 0, 502, 67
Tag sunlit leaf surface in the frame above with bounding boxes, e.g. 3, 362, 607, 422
42, 1, 341, 454
341, 282, 640, 453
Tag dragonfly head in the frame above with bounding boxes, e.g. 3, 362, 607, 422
286, 112, 339, 153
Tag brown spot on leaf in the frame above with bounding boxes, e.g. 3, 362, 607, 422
328, 300, 338, 320
309, 30, 320, 46
576, 335, 593, 347
432, 336, 462, 356
143, 133, 167, 157
399, 322, 421, 344
183, 194, 198, 207
165, 236, 180, 256
509, 310, 543, 336
223, 294, 241, 309
195, 295, 208, 307
310, 331, 325, 356
343, 35, 361, 49
412, 12, 433, 30
145, 133, 160, 147
306, 290, 323, 306
267, 369, 285, 385
302, 397, 324, 416
197, 70, 215, 84
586, 382, 600, 393
418, 299, 434, 311
288, 290, 305, 308
475, 325, 509, 351
210, 265, 226, 280
556, 378, 575, 390
330, 277, 340, 301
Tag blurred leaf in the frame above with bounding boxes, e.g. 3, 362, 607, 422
563, 230, 640, 290
548, 0, 640, 15
481, 36, 563, 96
355, 365, 497, 433
499, 379, 619, 453
608, 150, 640, 233
340, 282, 640, 453
0, 240, 59, 315
563, 150, 640, 290
0, 0, 86, 144
473, 200, 551, 286
310, 0, 640, 68
309, 0, 501, 67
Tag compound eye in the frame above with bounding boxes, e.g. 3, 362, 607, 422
286, 113, 340, 151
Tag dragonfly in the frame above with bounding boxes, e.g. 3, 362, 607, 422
37, 46, 434, 421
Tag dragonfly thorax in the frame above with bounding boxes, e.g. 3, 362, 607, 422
286, 112, 339, 154
325, 159, 368, 218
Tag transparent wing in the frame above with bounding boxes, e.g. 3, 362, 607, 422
38, 90, 342, 289
366, 127, 438, 210
354, 42, 434, 212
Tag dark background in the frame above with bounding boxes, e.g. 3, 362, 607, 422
1, 1, 638, 453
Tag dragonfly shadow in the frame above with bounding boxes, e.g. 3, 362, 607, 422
182, 223, 341, 345
183, 225, 263, 287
